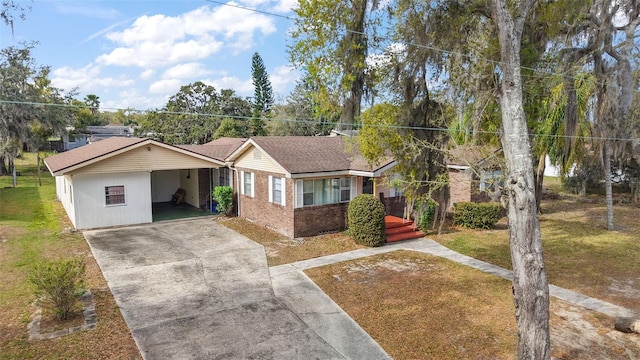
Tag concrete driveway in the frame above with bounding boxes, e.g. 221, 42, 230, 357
84, 218, 389, 360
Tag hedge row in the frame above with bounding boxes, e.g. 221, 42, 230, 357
452, 202, 503, 229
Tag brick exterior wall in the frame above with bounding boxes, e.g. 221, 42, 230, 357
293, 202, 349, 237
237, 168, 295, 237
448, 169, 472, 210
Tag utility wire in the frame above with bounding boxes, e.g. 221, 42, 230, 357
2, 98, 637, 143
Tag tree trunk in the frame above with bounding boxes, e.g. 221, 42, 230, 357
603, 139, 614, 230
10, 156, 17, 188
0, 156, 7, 175
490, 0, 550, 358
534, 151, 546, 214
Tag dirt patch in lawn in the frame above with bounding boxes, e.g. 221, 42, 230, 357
306, 250, 640, 360
219, 217, 364, 266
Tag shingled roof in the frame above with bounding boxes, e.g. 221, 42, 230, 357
233, 136, 395, 175
45, 137, 146, 174
178, 137, 247, 161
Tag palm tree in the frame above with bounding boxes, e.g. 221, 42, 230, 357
83, 94, 100, 115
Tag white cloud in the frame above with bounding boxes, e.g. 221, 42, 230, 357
96, 5, 276, 69
149, 79, 182, 94
206, 76, 254, 93
162, 63, 212, 79
270, 0, 298, 13
140, 69, 155, 80
51, 64, 134, 93
269, 65, 299, 94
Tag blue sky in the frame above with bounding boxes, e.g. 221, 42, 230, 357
0, 0, 298, 111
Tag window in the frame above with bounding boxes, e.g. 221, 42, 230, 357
241, 171, 254, 197
269, 176, 286, 206
105, 185, 125, 205
295, 177, 353, 208
219, 168, 230, 186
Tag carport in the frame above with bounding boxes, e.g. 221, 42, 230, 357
45, 137, 228, 229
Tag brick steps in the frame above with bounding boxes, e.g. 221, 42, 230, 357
384, 216, 424, 243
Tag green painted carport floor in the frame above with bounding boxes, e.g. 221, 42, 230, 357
152, 201, 218, 222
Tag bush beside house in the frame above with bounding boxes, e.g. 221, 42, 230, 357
452, 202, 503, 229
348, 195, 386, 247
29, 258, 86, 320
212, 186, 234, 215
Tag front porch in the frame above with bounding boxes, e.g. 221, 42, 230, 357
385, 215, 424, 243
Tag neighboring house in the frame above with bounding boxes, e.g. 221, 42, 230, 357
447, 145, 503, 209
226, 136, 396, 238
44, 137, 231, 229
61, 131, 88, 151
61, 125, 137, 151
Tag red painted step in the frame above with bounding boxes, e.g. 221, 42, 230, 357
384, 215, 413, 229
386, 230, 425, 243
385, 224, 419, 235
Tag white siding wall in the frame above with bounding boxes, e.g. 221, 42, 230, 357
73, 171, 152, 229
151, 170, 180, 202
235, 148, 287, 174
55, 175, 77, 228
179, 169, 200, 207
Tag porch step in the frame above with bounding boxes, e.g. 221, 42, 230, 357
386, 230, 425, 243
384, 215, 424, 243
384, 215, 413, 229
385, 224, 419, 235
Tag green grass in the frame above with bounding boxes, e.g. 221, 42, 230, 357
0, 153, 140, 359
434, 191, 640, 311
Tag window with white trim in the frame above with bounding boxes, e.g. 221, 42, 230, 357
105, 185, 125, 205
269, 176, 286, 206
295, 177, 353, 208
241, 171, 254, 197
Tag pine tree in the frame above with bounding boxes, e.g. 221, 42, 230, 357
250, 52, 273, 136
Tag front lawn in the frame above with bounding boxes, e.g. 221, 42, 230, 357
305, 250, 640, 359
434, 193, 640, 311
0, 153, 140, 359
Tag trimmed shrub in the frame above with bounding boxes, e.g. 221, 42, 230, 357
348, 194, 386, 247
415, 197, 438, 233
452, 202, 503, 229
29, 258, 86, 320
213, 186, 234, 215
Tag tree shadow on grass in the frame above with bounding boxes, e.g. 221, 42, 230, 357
0, 186, 45, 224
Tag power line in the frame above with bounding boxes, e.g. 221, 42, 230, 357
1, 98, 637, 143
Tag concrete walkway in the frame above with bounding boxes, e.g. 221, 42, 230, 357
271, 238, 637, 319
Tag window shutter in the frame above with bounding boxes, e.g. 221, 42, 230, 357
295, 180, 303, 208
240, 171, 245, 195
268, 175, 273, 203
281, 177, 286, 206
350, 176, 357, 200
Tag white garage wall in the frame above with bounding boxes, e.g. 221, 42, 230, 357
73, 171, 152, 229
151, 170, 180, 202
179, 169, 200, 208
55, 175, 77, 228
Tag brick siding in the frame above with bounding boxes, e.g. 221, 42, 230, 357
448, 169, 472, 210
293, 202, 349, 237
237, 168, 295, 237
